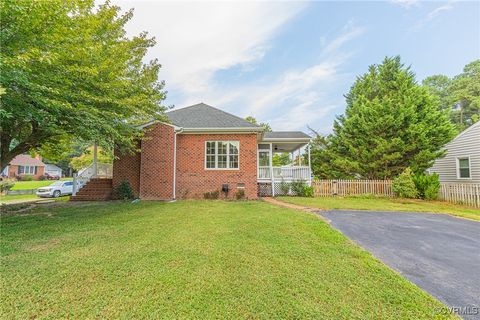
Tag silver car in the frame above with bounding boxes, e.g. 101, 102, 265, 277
36, 181, 73, 198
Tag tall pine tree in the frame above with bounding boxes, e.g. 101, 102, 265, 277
325, 56, 455, 179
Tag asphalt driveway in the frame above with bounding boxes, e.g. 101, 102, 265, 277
319, 210, 480, 319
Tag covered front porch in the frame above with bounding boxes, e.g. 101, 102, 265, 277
257, 131, 312, 196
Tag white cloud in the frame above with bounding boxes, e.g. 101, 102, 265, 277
234, 23, 365, 131
111, 0, 306, 95
427, 2, 454, 20
109, 1, 363, 132
391, 0, 420, 9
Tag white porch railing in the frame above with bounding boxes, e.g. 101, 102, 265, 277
258, 166, 311, 181
72, 163, 113, 196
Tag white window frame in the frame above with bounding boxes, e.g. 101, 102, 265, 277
19, 165, 36, 174
456, 156, 471, 179
204, 141, 240, 170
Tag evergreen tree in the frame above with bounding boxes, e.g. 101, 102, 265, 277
325, 56, 455, 179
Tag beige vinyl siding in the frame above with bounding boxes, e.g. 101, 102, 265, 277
430, 122, 480, 183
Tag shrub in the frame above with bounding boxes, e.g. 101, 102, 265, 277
235, 189, 245, 200
280, 180, 290, 195
392, 168, 418, 198
291, 180, 307, 196
302, 185, 314, 197
203, 190, 219, 200
0, 179, 15, 193
413, 173, 440, 200
113, 180, 134, 200
39, 175, 47, 181
20, 175, 33, 181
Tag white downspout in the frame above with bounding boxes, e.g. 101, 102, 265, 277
173, 128, 183, 200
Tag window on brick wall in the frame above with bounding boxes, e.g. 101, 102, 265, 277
18, 166, 36, 174
205, 141, 239, 169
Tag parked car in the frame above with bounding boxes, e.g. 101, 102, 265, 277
45, 173, 60, 180
36, 181, 73, 198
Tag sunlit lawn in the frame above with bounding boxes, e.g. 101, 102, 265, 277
278, 196, 480, 221
0, 200, 454, 319
10, 179, 72, 191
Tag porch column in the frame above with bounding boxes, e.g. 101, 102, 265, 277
93, 142, 98, 177
270, 143, 275, 197
308, 144, 311, 169
308, 144, 312, 184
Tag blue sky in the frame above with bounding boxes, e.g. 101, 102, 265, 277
114, 0, 480, 134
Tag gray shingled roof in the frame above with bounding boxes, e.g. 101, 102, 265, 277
166, 103, 262, 129
263, 131, 311, 139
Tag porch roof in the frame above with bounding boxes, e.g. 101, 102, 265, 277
260, 131, 311, 152
262, 131, 311, 140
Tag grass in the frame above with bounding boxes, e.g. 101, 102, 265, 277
278, 196, 480, 221
10, 179, 72, 191
0, 200, 454, 319
0, 194, 70, 204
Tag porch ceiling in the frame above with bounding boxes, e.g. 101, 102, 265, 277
271, 142, 308, 152
259, 131, 311, 152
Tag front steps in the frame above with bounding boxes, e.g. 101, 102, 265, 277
70, 178, 113, 201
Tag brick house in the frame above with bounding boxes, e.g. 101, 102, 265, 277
73, 103, 312, 201
2, 154, 46, 180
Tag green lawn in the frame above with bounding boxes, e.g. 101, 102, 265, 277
10, 179, 72, 191
0, 194, 70, 204
1, 200, 454, 319
278, 196, 480, 221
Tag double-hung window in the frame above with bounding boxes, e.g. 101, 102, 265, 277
205, 141, 239, 169
457, 157, 471, 179
19, 166, 36, 174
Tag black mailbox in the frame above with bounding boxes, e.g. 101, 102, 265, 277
222, 184, 229, 193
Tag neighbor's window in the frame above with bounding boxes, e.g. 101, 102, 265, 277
18, 166, 36, 174
457, 157, 471, 179
205, 141, 239, 169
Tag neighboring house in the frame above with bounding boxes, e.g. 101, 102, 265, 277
3, 154, 46, 180
112, 103, 311, 200
45, 164, 63, 177
429, 121, 480, 183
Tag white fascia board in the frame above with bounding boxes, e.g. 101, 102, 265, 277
179, 127, 264, 134
137, 120, 182, 131
260, 138, 311, 143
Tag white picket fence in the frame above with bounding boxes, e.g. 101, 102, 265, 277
439, 183, 480, 208
311, 179, 480, 208
313, 180, 394, 197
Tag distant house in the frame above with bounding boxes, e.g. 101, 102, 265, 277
3, 154, 46, 180
45, 164, 63, 177
429, 121, 480, 183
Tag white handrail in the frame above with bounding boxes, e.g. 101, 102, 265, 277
258, 166, 311, 181
72, 163, 112, 196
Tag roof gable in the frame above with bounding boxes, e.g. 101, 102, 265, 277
10, 154, 45, 166
166, 103, 262, 130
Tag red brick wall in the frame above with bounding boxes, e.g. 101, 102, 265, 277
139, 123, 175, 200
8, 165, 45, 180
176, 133, 258, 199
112, 124, 259, 200
112, 149, 141, 197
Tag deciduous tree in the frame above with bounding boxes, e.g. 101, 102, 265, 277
0, 0, 166, 171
